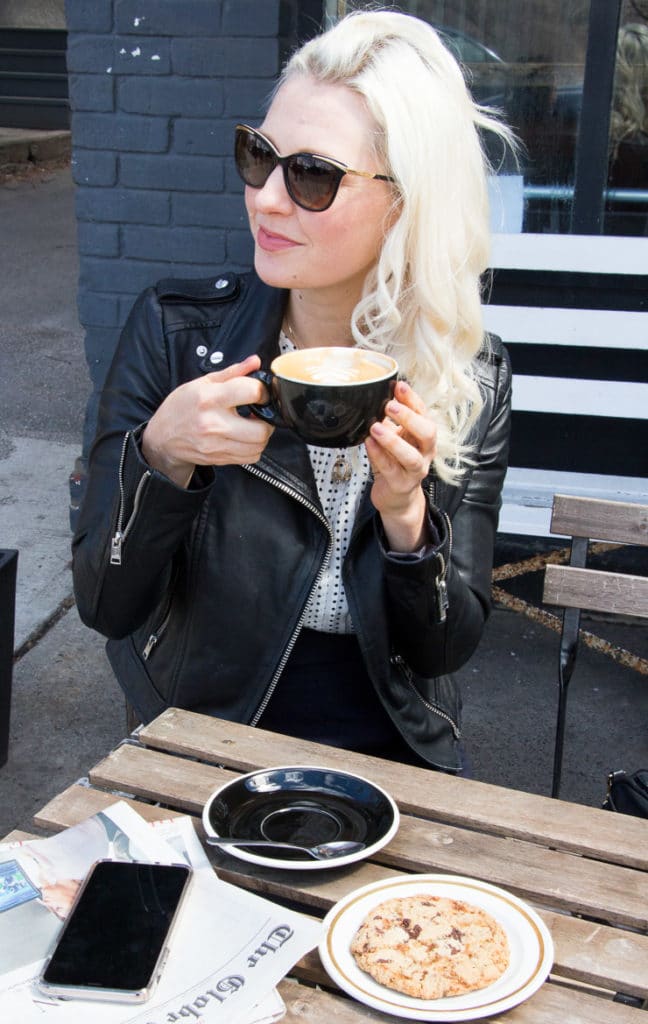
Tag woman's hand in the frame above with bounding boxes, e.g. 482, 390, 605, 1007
141, 355, 274, 487
365, 380, 437, 552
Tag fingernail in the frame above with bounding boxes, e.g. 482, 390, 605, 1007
372, 422, 385, 436
387, 401, 400, 415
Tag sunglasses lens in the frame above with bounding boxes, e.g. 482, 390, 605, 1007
286, 155, 342, 211
235, 128, 275, 188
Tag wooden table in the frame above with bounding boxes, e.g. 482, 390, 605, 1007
18, 708, 648, 1023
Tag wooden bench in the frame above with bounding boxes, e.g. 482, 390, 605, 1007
542, 494, 648, 797
483, 233, 648, 536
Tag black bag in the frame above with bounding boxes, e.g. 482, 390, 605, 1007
603, 770, 648, 818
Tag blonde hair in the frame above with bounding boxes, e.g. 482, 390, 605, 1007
610, 22, 648, 160
280, 11, 512, 482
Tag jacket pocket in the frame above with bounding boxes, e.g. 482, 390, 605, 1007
390, 653, 461, 741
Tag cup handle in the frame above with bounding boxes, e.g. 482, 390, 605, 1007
237, 369, 285, 426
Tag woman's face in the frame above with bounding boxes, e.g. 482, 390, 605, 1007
245, 75, 396, 302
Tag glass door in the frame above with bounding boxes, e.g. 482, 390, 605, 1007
327, 0, 647, 237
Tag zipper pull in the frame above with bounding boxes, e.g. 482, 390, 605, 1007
142, 634, 158, 660
110, 530, 123, 565
435, 576, 449, 622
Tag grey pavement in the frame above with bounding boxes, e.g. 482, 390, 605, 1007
0, 138, 646, 840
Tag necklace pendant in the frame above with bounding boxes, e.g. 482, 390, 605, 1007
331, 454, 353, 484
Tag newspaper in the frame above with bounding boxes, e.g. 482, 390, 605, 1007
0, 802, 323, 1023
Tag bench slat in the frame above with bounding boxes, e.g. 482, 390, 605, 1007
550, 495, 648, 545
544, 564, 648, 618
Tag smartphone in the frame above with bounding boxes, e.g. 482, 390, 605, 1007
38, 859, 192, 1003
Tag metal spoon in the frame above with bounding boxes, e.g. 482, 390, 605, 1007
205, 836, 364, 860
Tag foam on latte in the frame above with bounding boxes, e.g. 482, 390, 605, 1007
274, 347, 396, 385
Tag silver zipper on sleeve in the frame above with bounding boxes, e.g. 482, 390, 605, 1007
391, 652, 461, 739
427, 480, 451, 622
242, 463, 333, 727
110, 431, 151, 565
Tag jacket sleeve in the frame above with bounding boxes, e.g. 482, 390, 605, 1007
381, 343, 512, 676
72, 289, 214, 639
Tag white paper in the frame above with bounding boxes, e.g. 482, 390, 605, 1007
0, 806, 321, 1024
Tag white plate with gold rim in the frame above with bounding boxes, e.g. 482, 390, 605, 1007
319, 873, 554, 1022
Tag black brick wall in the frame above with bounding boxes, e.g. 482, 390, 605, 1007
65, 0, 323, 468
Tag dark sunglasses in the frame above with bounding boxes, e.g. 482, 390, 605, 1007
234, 123, 395, 212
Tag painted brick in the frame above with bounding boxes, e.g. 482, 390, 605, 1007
120, 294, 140, 323
115, 0, 223, 36
123, 225, 225, 264
227, 230, 255, 266
120, 153, 223, 191
78, 291, 122, 328
171, 37, 278, 77
81, 256, 174, 295
84, 327, 125, 387
64, 2, 113, 34
76, 222, 120, 258
68, 73, 115, 112
71, 111, 169, 152
72, 150, 118, 187
68, 35, 170, 74
112, 37, 171, 74
173, 119, 231, 157
173, 191, 246, 229
224, 78, 274, 118
75, 187, 170, 226
67, 0, 305, 463
222, 0, 280, 36
68, 36, 172, 74
170, 38, 226, 77
67, 35, 116, 73
169, 260, 225, 279
119, 76, 222, 117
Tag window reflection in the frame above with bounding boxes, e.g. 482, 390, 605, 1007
329, 0, 647, 236
605, 20, 648, 235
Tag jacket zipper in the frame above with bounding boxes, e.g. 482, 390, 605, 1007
390, 652, 461, 739
427, 479, 451, 621
242, 463, 333, 727
110, 431, 152, 565
142, 605, 172, 660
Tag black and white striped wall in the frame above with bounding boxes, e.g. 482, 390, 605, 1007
483, 233, 648, 536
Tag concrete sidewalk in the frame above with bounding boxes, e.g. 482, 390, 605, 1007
0, 159, 646, 839
0, 127, 71, 172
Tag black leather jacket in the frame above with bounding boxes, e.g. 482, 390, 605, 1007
72, 271, 512, 772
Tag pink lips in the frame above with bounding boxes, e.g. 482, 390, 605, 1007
257, 226, 299, 253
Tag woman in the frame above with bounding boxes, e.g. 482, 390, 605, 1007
72, 10, 513, 773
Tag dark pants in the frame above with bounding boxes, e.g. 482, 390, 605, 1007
257, 629, 432, 768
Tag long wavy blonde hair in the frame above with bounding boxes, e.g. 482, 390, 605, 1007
610, 22, 648, 160
281, 11, 512, 482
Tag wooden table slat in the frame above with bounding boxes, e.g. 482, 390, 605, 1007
277, 975, 647, 1023
32, 782, 648, 1002
86, 741, 648, 930
137, 709, 648, 870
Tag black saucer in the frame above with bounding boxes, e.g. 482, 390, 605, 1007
202, 765, 399, 870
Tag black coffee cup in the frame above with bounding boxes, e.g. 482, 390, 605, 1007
247, 346, 398, 447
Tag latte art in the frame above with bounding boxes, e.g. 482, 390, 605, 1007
273, 347, 396, 386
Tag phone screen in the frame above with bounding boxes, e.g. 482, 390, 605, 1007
41, 860, 192, 998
